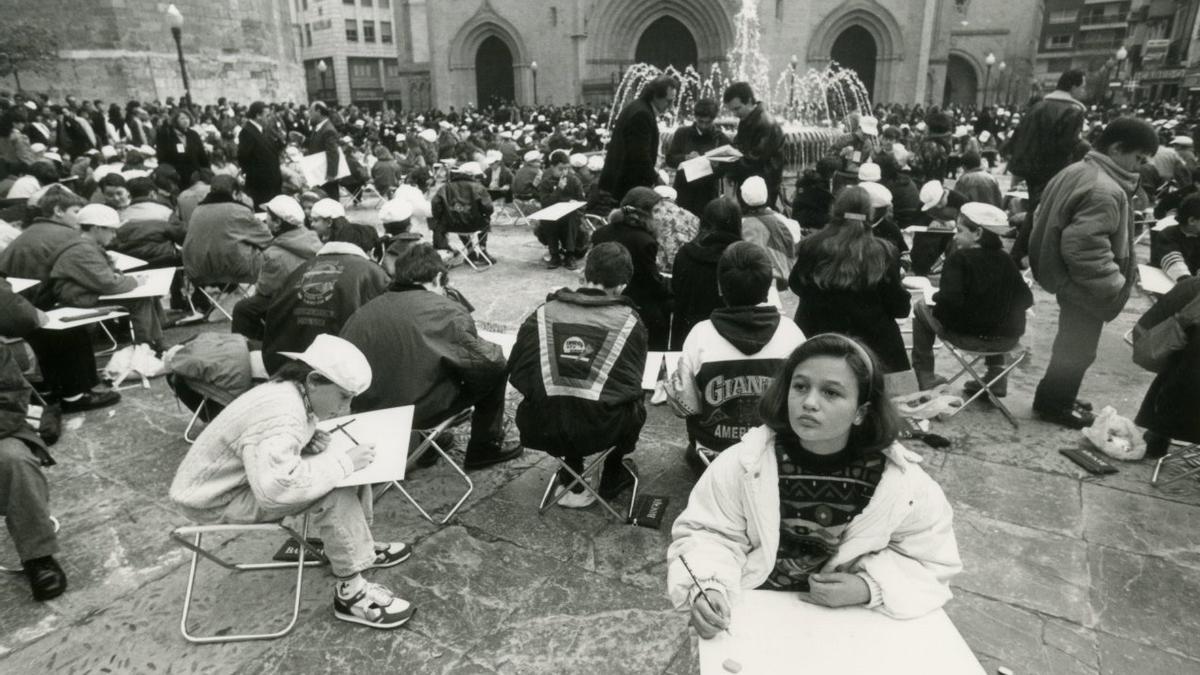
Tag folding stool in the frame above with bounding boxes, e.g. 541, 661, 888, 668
449, 231, 494, 271
538, 447, 640, 522
378, 408, 475, 524
942, 340, 1027, 429
185, 277, 249, 322
1151, 441, 1200, 488
169, 514, 326, 644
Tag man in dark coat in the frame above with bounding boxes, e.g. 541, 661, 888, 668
664, 98, 730, 217
340, 243, 523, 470
722, 82, 785, 211
304, 102, 342, 200
155, 111, 209, 188
1007, 69, 1088, 264
237, 101, 284, 207
597, 75, 677, 202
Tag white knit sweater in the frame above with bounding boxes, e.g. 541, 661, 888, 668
169, 381, 354, 520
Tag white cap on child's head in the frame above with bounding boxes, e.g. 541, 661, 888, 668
278, 334, 372, 395
739, 176, 769, 207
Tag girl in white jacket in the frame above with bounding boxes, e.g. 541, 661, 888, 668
667, 334, 961, 637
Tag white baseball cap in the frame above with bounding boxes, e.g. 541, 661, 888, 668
484, 149, 503, 165
6, 175, 41, 200
418, 128, 437, 143
1171, 136, 1193, 147
739, 176, 769, 207
859, 116, 879, 136
960, 202, 1009, 232
587, 155, 605, 172
459, 161, 484, 176
262, 195, 306, 228
310, 198, 345, 220
857, 162, 881, 182
379, 198, 413, 223
277, 334, 372, 395
919, 180, 946, 212
569, 153, 588, 169
860, 181, 893, 210
523, 150, 543, 163
77, 203, 121, 228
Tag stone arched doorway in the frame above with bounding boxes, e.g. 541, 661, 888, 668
943, 53, 978, 106
830, 26, 877, 101
634, 16, 699, 72
475, 35, 515, 107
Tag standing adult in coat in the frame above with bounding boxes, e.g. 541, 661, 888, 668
305, 102, 342, 200
156, 110, 209, 188
722, 82, 785, 211
597, 75, 677, 202
664, 98, 730, 217
237, 101, 284, 207
1029, 117, 1158, 429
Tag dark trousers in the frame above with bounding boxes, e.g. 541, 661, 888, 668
557, 405, 645, 482
231, 293, 273, 342
1034, 296, 1104, 412
25, 328, 99, 398
1010, 180, 1046, 264
434, 377, 507, 461
911, 301, 1009, 384
320, 181, 340, 201
545, 216, 578, 261
0, 438, 58, 562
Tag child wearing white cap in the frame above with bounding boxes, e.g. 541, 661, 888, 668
169, 334, 416, 630
231, 196, 322, 341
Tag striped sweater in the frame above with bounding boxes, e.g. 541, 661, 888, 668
169, 381, 354, 520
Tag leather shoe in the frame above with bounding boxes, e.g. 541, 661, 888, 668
463, 444, 524, 471
24, 556, 67, 602
60, 390, 121, 414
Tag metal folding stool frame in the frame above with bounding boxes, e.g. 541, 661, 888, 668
508, 197, 540, 227
538, 446, 640, 522
185, 275, 249, 322
1151, 441, 1200, 488
450, 231, 494, 271
180, 395, 214, 443
378, 408, 475, 524
169, 515, 326, 644
942, 341, 1027, 429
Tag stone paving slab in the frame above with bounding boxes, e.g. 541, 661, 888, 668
1089, 544, 1200, 662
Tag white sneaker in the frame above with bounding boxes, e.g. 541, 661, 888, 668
557, 487, 597, 509
334, 581, 414, 629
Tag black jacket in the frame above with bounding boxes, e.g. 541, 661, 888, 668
508, 287, 647, 457
729, 104, 785, 204
669, 230, 742, 349
1007, 91, 1087, 187
665, 123, 730, 217
237, 122, 283, 206
597, 99, 660, 201
304, 120, 341, 183
932, 247, 1033, 339
791, 173, 833, 229
156, 125, 209, 187
788, 245, 912, 373
1134, 278, 1200, 443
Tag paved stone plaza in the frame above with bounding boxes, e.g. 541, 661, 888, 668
2, 210, 1199, 675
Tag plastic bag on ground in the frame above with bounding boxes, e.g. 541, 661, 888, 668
1082, 405, 1145, 461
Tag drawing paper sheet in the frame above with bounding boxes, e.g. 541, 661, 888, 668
319, 406, 414, 488
1153, 215, 1177, 231
698, 590, 984, 675
300, 149, 351, 187
641, 352, 665, 390
98, 267, 176, 300
479, 330, 516, 358
1138, 264, 1176, 296
680, 156, 714, 182
527, 200, 586, 222
704, 145, 743, 163
42, 306, 129, 330
108, 252, 148, 271
8, 277, 38, 293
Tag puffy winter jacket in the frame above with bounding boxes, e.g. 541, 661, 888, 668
254, 226, 322, 299
508, 287, 647, 456
182, 197, 272, 285
50, 237, 137, 307
667, 427, 961, 620
1029, 151, 1139, 321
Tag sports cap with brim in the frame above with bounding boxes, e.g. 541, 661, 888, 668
960, 202, 1009, 233
277, 334, 372, 395
76, 204, 121, 228
919, 180, 946, 212
378, 199, 413, 223
310, 198, 345, 220
261, 194, 306, 228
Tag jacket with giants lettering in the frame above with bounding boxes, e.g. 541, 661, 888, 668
666, 305, 805, 452
508, 287, 648, 455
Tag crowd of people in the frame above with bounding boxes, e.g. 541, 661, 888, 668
0, 68, 1197, 640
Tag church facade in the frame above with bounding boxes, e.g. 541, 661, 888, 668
393, 0, 1044, 111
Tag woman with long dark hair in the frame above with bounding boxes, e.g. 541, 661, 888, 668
667, 335, 960, 634
788, 187, 911, 372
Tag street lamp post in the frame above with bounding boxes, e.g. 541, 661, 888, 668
317, 59, 328, 104
1115, 46, 1128, 106
531, 60, 539, 106
166, 4, 191, 106
995, 61, 1006, 106
983, 52, 995, 108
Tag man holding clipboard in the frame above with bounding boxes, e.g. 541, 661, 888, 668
304, 102, 342, 201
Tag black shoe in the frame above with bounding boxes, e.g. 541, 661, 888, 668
546, 256, 562, 270
1033, 406, 1095, 430
1073, 399, 1094, 412
563, 257, 578, 271
415, 431, 454, 468
963, 375, 1007, 399
24, 556, 67, 602
463, 444, 524, 471
598, 458, 637, 500
60, 390, 121, 414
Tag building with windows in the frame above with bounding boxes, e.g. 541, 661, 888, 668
296, 0, 1043, 112
1034, 0, 1199, 104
